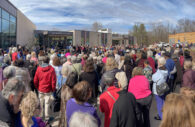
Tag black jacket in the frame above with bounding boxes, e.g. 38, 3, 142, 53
110, 90, 138, 127
0, 93, 15, 127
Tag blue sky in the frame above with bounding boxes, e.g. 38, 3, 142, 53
10, 0, 195, 33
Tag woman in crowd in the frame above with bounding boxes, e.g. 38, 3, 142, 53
110, 72, 139, 127
182, 60, 195, 89
128, 67, 152, 127
15, 91, 40, 127
66, 81, 100, 127
71, 56, 82, 75
79, 59, 99, 104
152, 57, 168, 120
138, 51, 147, 68
160, 93, 195, 127
100, 57, 121, 92
59, 72, 78, 127
123, 55, 135, 82
147, 50, 156, 73
30, 51, 38, 64
69, 112, 98, 127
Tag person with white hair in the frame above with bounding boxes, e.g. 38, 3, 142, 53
63, 55, 72, 66
110, 72, 138, 127
152, 57, 168, 120
71, 55, 82, 75
12, 47, 18, 61
0, 78, 25, 126
69, 112, 98, 127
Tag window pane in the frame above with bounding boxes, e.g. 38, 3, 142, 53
10, 22, 16, 34
10, 15, 16, 23
0, 8, 1, 18
2, 19, 9, 33
2, 9, 9, 20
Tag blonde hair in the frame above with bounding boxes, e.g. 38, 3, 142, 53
115, 72, 127, 89
105, 57, 118, 71
180, 87, 195, 103
31, 51, 36, 58
20, 91, 39, 125
160, 93, 195, 127
132, 67, 143, 77
158, 57, 166, 67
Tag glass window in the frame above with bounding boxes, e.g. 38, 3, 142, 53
2, 9, 9, 20
2, 19, 9, 33
10, 15, 16, 23
0, 8, 1, 18
10, 22, 16, 34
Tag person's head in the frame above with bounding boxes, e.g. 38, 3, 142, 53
184, 60, 192, 70
71, 55, 77, 64
164, 52, 171, 59
67, 55, 72, 62
12, 47, 17, 53
160, 93, 195, 127
31, 51, 36, 58
141, 51, 147, 59
132, 67, 143, 77
42, 56, 50, 64
115, 72, 127, 89
105, 57, 118, 71
102, 71, 115, 87
158, 57, 166, 68
20, 91, 39, 125
65, 72, 78, 89
61, 64, 72, 77
73, 81, 92, 103
147, 50, 153, 58
2, 78, 25, 113
144, 60, 150, 67
69, 112, 98, 127
83, 59, 95, 73
180, 87, 195, 103
3, 66, 16, 79
52, 56, 62, 66
26, 54, 31, 61
14, 59, 25, 67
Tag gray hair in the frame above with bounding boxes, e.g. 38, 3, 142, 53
71, 56, 77, 64
69, 112, 98, 127
158, 57, 166, 67
3, 66, 16, 79
26, 54, 31, 60
102, 71, 115, 86
3, 55, 11, 64
2, 77, 25, 99
61, 64, 72, 76
147, 50, 153, 58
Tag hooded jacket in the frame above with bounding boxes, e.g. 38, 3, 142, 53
34, 64, 56, 93
152, 66, 168, 95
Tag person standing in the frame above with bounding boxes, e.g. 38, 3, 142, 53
34, 56, 56, 122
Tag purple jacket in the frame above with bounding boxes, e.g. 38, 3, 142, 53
66, 98, 101, 127
182, 69, 195, 89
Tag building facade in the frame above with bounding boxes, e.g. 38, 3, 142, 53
169, 32, 195, 44
0, 0, 36, 49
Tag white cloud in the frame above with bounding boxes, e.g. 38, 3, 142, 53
10, 0, 195, 33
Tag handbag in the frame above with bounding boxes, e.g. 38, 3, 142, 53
156, 79, 169, 96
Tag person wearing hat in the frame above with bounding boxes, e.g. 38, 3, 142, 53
110, 72, 139, 127
164, 51, 176, 92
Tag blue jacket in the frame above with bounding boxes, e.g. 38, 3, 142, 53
165, 58, 175, 79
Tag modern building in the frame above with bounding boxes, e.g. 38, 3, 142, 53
0, 0, 36, 49
34, 30, 73, 48
169, 32, 195, 44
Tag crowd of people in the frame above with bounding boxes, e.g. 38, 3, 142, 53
0, 44, 195, 127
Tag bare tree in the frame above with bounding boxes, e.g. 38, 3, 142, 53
92, 22, 103, 32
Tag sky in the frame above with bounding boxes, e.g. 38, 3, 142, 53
10, 0, 195, 33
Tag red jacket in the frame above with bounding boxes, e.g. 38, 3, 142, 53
147, 57, 156, 73
99, 86, 120, 127
12, 52, 18, 61
34, 65, 56, 93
